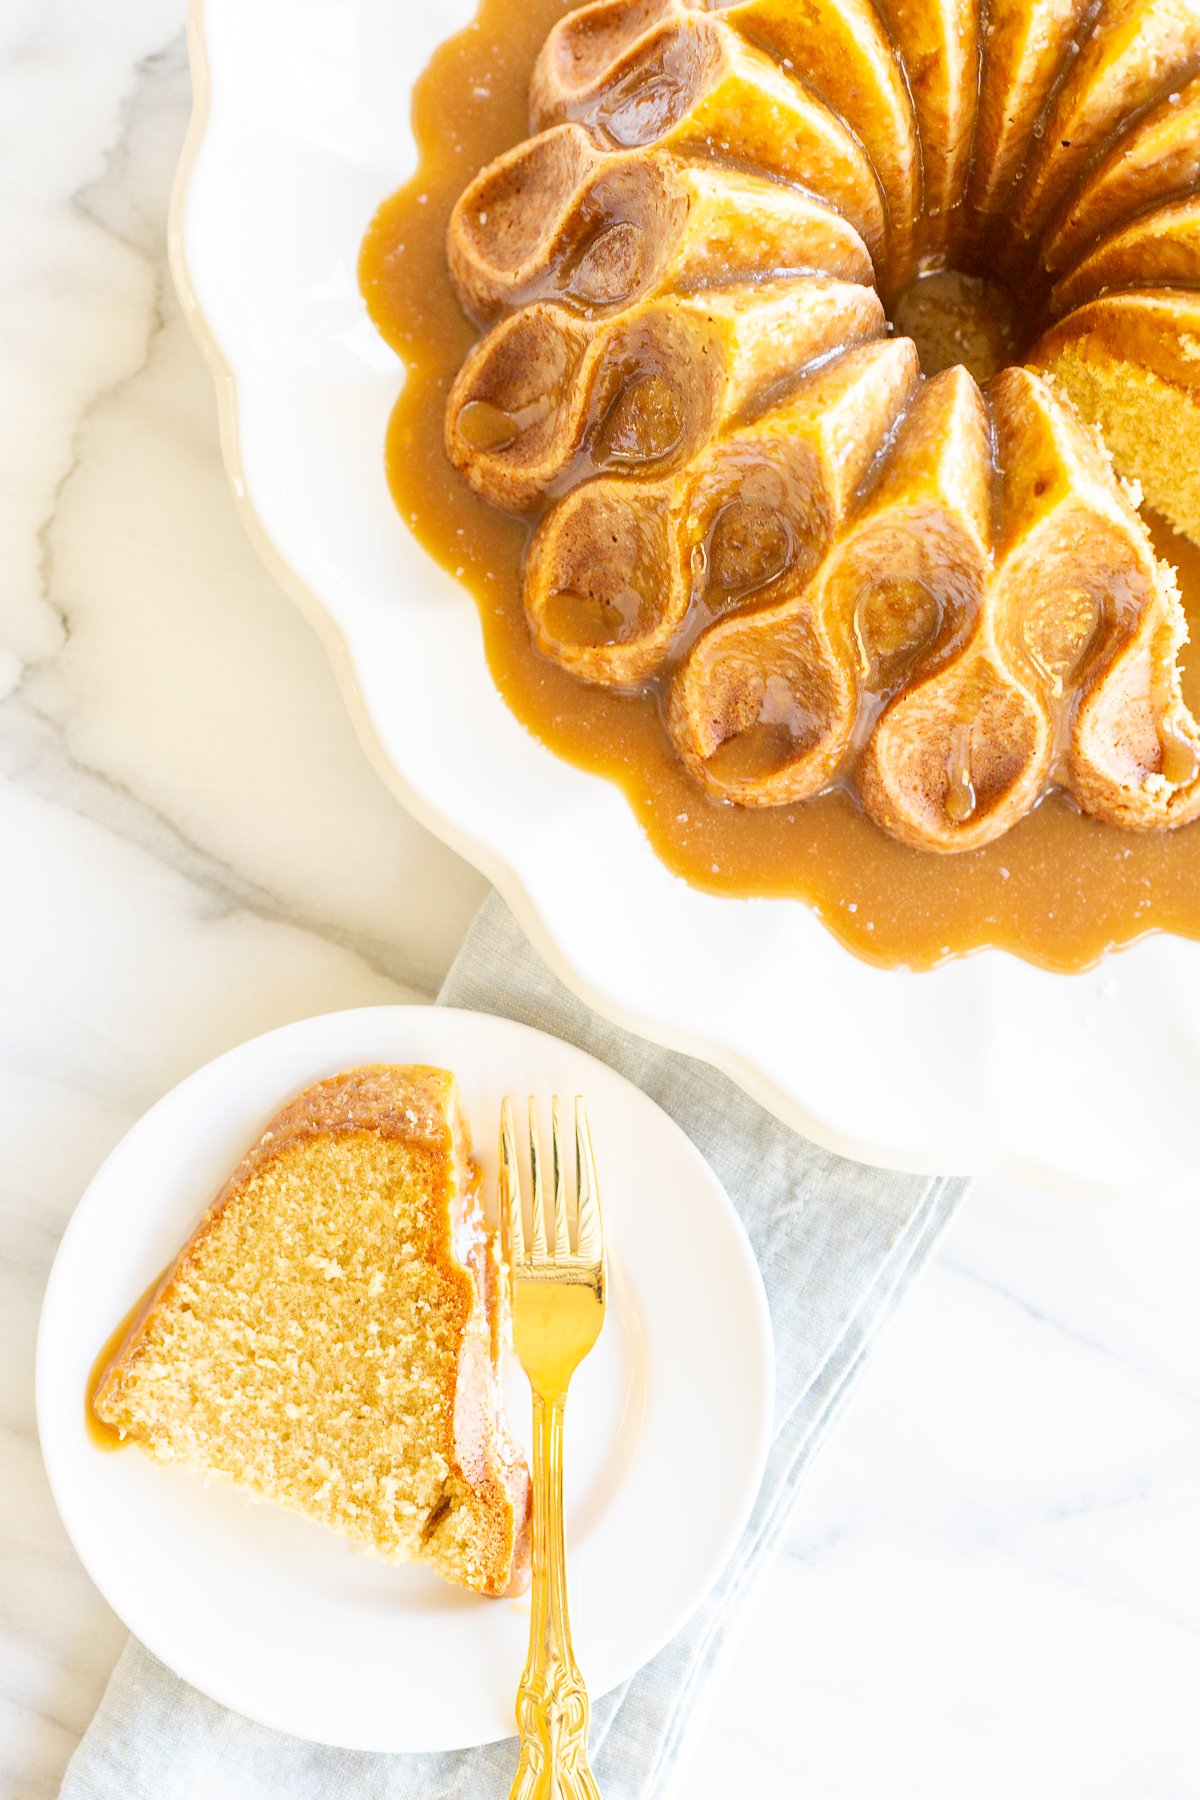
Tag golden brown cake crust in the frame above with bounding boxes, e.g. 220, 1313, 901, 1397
436, 0, 1200, 850
95, 1065, 532, 1599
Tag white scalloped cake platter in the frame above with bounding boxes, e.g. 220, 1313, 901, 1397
173, 0, 1200, 1202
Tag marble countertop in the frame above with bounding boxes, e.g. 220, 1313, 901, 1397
3, 4, 1198, 1794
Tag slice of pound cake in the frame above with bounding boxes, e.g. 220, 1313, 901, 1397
93, 1064, 531, 1597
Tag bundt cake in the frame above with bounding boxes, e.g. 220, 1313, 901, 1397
92, 1066, 532, 1599
440, 0, 1200, 852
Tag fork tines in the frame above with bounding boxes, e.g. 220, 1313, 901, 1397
500, 1095, 603, 1269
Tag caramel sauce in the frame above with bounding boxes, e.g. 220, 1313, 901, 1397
892, 268, 1024, 382
945, 721, 978, 825
457, 397, 521, 450
358, 0, 1200, 971
85, 1267, 169, 1451
1163, 724, 1200, 788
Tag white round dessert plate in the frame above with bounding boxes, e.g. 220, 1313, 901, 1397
37, 1005, 773, 1753
170, 0, 1200, 1202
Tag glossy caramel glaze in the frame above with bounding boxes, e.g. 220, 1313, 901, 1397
86, 1268, 169, 1450
359, 0, 1200, 970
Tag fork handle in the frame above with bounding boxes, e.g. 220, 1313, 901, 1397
511, 1390, 600, 1800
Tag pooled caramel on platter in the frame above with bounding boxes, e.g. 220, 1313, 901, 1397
360, 0, 1200, 969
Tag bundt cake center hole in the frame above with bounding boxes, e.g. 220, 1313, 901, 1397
890, 268, 1028, 384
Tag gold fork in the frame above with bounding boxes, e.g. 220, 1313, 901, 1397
500, 1095, 606, 1800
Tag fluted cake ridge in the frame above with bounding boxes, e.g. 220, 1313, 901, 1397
443, 0, 1200, 852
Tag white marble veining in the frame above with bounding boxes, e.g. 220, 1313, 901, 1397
1, 5, 1197, 1795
